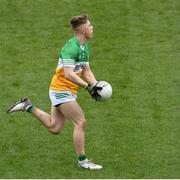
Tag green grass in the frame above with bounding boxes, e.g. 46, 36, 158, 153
0, 0, 180, 178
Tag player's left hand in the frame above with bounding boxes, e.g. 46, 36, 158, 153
85, 83, 103, 100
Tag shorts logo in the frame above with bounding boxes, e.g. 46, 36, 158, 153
55, 93, 71, 99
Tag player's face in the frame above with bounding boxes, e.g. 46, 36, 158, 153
84, 20, 93, 39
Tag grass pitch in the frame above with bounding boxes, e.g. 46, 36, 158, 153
0, 0, 180, 178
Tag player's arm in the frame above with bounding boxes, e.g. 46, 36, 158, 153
82, 64, 102, 100
63, 67, 88, 88
82, 64, 97, 86
61, 45, 89, 88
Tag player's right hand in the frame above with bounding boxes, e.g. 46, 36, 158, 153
85, 83, 103, 100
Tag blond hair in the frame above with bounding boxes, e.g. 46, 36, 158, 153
70, 14, 88, 30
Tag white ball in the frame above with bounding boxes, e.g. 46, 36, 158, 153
96, 81, 112, 101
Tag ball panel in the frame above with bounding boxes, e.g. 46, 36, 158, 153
96, 81, 112, 101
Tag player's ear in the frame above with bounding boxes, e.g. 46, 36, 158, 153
81, 29, 85, 34
81, 25, 86, 34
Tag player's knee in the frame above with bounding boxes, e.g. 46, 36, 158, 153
48, 126, 63, 135
48, 128, 61, 135
77, 119, 87, 130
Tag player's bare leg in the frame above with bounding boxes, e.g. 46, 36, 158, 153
7, 98, 67, 134
59, 101, 86, 155
32, 106, 67, 134
59, 101, 102, 169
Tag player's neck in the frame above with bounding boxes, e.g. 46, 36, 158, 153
75, 34, 86, 46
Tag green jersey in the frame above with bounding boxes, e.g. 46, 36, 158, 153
59, 36, 89, 72
50, 37, 90, 93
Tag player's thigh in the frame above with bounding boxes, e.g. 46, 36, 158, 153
51, 106, 66, 128
59, 101, 85, 125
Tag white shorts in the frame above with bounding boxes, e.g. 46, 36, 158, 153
49, 90, 77, 106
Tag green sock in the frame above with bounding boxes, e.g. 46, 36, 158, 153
27, 105, 34, 113
78, 154, 86, 161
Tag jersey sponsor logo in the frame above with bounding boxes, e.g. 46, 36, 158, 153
73, 63, 85, 72
57, 58, 88, 73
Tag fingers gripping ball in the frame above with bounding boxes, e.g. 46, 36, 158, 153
86, 83, 103, 100
86, 81, 112, 101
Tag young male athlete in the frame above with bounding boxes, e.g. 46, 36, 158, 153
7, 15, 103, 170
